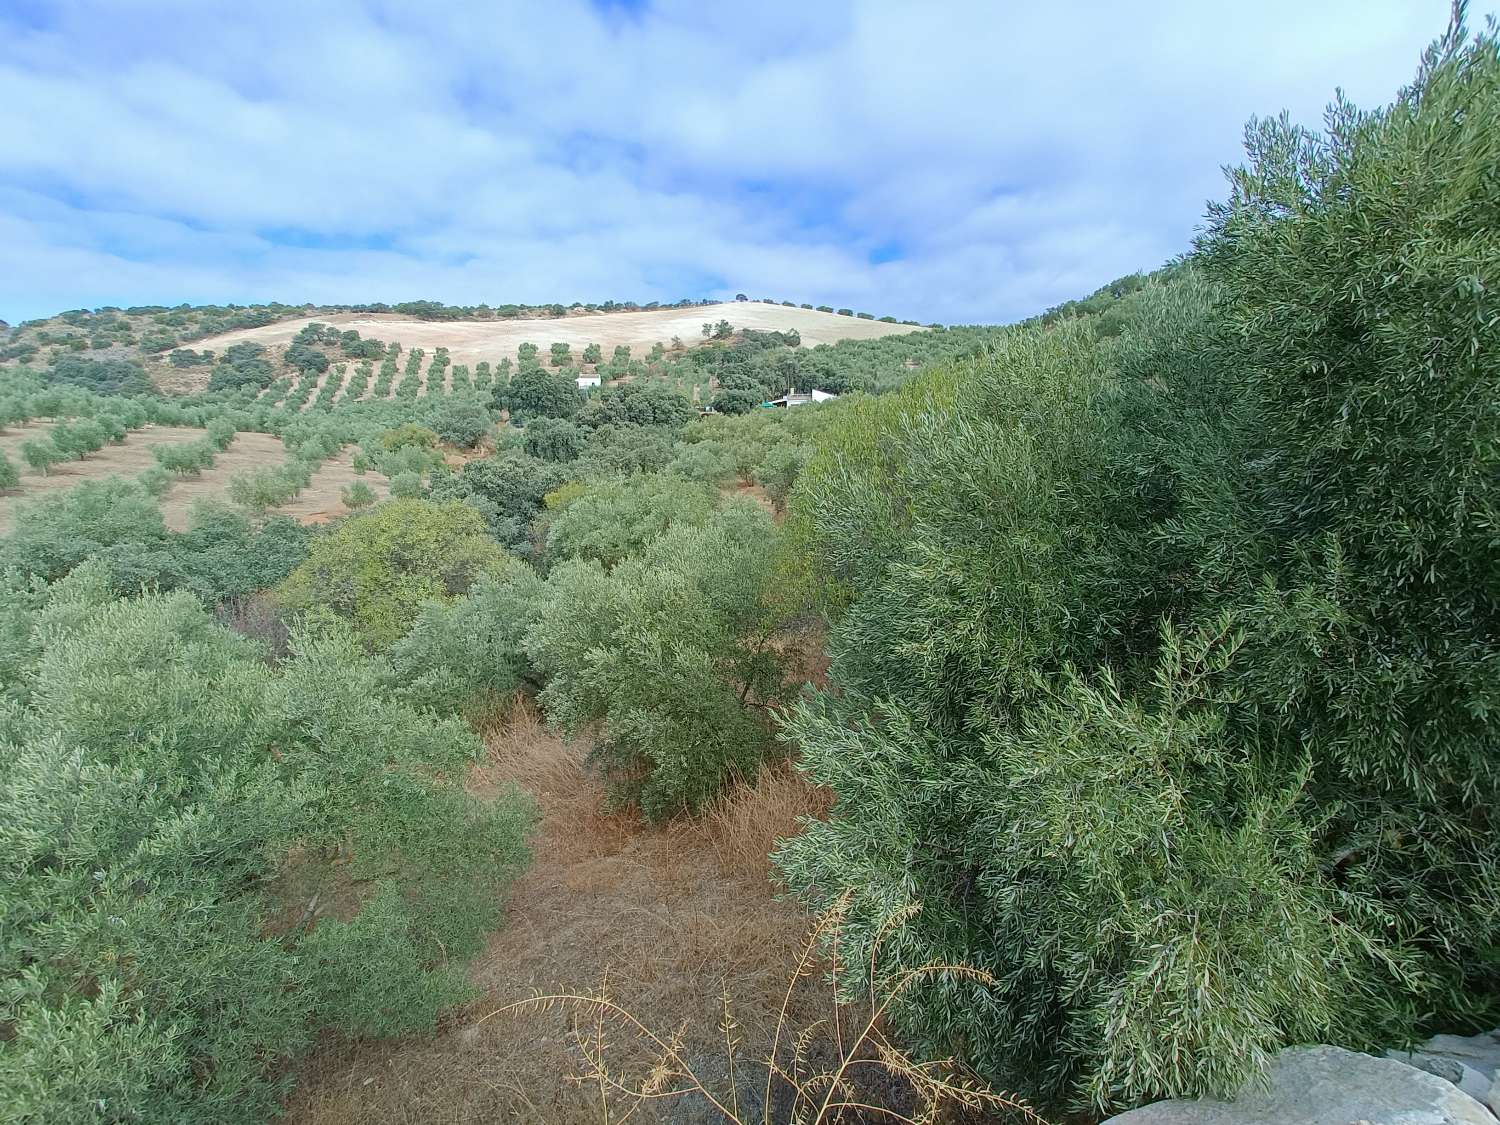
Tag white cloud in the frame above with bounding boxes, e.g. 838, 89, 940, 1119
0, 0, 1465, 325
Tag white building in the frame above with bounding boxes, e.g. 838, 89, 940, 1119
576, 374, 601, 389
766, 389, 838, 408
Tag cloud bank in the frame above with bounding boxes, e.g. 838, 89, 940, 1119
0, 0, 1456, 324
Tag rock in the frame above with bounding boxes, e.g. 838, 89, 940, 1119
1388, 1030, 1500, 1112
1102, 1045, 1496, 1125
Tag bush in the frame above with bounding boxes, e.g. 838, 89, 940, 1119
377, 424, 438, 451
341, 481, 376, 509
431, 397, 493, 448
227, 463, 310, 513
44, 356, 153, 396
0, 576, 533, 1122
775, 19, 1500, 1115
499, 365, 580, 421
521, 417, 584, 463
542, 473, 718, 570
526, 503, 785, 819
389, 470, 423, 499
20, 439, 63, 476
0, 450, 19, 490
151, 439, 216, 477
276, 499, 511, 647
388, 568, 545, 714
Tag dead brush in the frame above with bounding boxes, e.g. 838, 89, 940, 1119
477, 896, 1048, 1125
689, 761, 832, 883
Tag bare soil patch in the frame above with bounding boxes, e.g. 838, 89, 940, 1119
0, 423, 206, 533
158, 431, 290, 531
276, 452, 390, 524
283, 702, 838, 1125
187, 305, 920, 381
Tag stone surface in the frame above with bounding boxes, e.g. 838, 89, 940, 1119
1102, 1045, 1496, 1125
1389, 1030, 1500, 1114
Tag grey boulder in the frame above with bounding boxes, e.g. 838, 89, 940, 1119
1387, 1031, 1500, 1116
1103, 1045, 1495, 1125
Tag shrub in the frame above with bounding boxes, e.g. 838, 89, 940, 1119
151, 439, 216, 477
389, 470, 423, 499
380, 423, 439, 452
276, 499, 510, 647
227, 462, 312, 512
341, 481, 376, 509
431, 397, 493, 448
776, 18, 1500, 1116
0, 576, 533, 1122
521, 417, 584, 463
0, 477, 171, 582
20, 439, 62, 476
0, 450, 19, 490
526, 503, 785, 819
542, 473, 718, 570
388, 568, 545, 714
499, 365, 580, 421
44, 356, 153, 396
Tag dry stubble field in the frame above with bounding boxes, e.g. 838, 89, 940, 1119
189, 303, 920, 376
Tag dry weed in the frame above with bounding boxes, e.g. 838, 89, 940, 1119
689, 762, 831, 883
480, 896, 1048, 1125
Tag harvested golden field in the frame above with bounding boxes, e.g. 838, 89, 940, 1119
189, 303, 920, 374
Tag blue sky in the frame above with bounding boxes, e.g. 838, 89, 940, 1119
0, 0, 1466, 325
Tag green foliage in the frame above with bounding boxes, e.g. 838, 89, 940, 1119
227, 461, 313, 513
0, 450, 18, 490
341, 480, 377, 509
380, 423, 440, 451
276, 499, 510, 647
207, 343, 275, 393
388, 568, 545, 714
521, 416, 584, 463
0, 577, 533, 1122
428, 450, 568, 543
776, 19, 1500, 1115
430, 396, 493, 448
542, 473, 718, 570
19, 440, 62, 476
151, 438, 217, 476
499, 365, 580, 421
526, 503, 785, 819
43, 356, 154, 396
578, 381, 697, 429
389, 470, 423, 499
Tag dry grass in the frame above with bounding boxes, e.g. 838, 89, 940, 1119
181, 304, 920, 390
0, 420, 390, 532
0, 422, 205, 533
691, 763, 831, 884
483, 896, 1049, 1125
283, 700, 852, 1125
